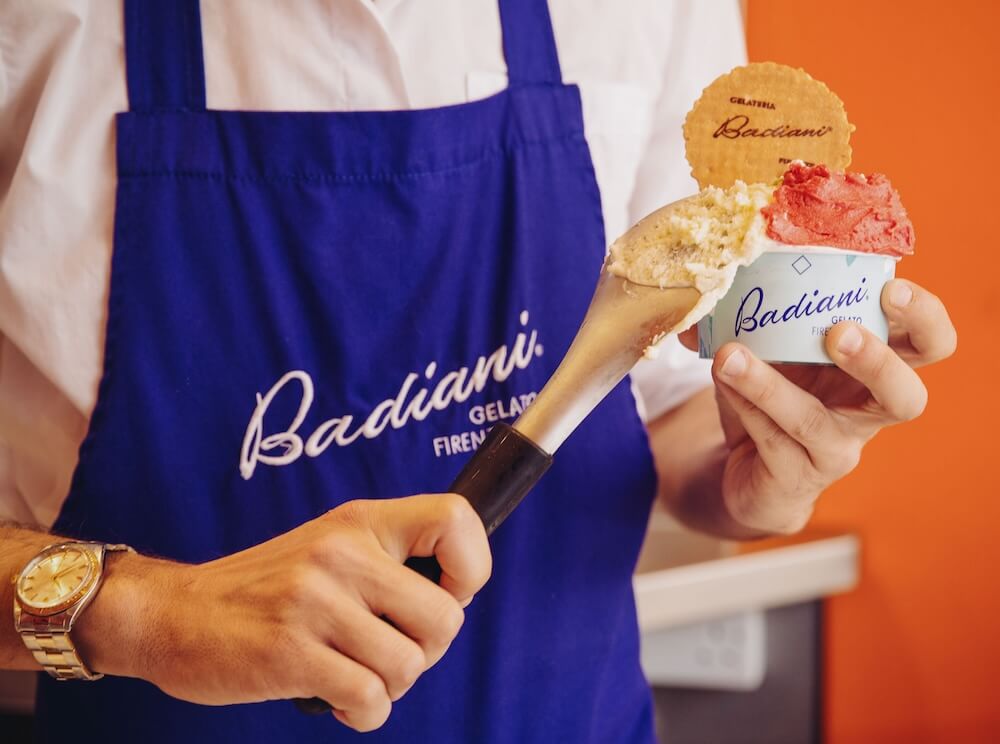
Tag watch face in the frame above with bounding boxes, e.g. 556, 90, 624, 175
16, 546, 98, 616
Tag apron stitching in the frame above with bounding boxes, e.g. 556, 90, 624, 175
117, 133, 588, 184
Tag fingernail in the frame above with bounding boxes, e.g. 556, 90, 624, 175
888, 282, 913, 309
836, 325, 864, 355
720, 349, 748, 378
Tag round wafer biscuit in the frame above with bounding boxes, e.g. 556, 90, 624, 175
684, 62, 853, 189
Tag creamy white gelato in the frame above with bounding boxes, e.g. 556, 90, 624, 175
605, 180, 774, 334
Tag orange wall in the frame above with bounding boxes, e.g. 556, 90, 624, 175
746, 2, 1000, 741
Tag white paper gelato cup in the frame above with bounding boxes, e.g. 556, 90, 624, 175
697, 245, 898, 365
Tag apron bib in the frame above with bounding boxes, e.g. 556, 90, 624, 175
38, 1, 659, 741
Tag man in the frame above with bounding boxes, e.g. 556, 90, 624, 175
0, 1, 955, 742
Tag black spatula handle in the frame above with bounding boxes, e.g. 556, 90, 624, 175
294, 423, 551, 714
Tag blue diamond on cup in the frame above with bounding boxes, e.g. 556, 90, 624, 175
792, 255, 812, 275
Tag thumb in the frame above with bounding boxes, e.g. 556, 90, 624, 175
370, 494, 492, 602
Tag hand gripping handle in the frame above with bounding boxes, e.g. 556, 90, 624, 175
295, 423, 551, 714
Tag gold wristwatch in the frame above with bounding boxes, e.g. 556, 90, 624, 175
13, 541, 134, 681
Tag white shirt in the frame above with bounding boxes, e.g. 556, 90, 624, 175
0, 0, 746, 527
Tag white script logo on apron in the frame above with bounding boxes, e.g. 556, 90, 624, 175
239, 311, 543, 479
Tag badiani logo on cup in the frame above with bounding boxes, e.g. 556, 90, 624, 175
697, 247, 897, 365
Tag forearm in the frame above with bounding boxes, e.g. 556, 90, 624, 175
1, 523, 160, 677
1, 495, 491, 730
646, 389, 771, 540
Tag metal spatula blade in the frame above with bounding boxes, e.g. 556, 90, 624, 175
514, 273, 700, 454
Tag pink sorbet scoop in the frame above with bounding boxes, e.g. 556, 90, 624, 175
762, 162, 915, 257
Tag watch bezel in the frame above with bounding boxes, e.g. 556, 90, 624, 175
15, 543, 100, 618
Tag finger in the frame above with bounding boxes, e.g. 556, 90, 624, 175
713, 344, 844, 463
712, 389, 820, 534
712, 379, 809, 473
299, 643, 391, 733
713, 383, 823, 534
678, 327, 698, 351
371, 493, 492, 603
360, 552, 466, 667
826, 321, 928, 430
322, 598, 427, 702
295, 571, 428, 699
881, 279, 957, 366
712, 381, 751, 446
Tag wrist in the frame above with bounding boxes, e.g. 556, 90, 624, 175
73, 551, 173, 680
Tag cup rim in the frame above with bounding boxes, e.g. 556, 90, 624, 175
760, 242, 902, 261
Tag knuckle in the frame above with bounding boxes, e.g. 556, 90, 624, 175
347, 673, 389, 713
331, 499, 373, 529
829, 445, 862, 478
791, 405, 828, 443
754, 376, 779, 408
428, 599, 465, 647
283, 565, 320, 607
310, 531, 376, 575
895, 383, 928, 422
438, 493, 476, 530
867, 346, 893, 383
305, 533, 341, 566
392, 645, 426, 691
317, 533, 360, 566
760, 418, 788, 450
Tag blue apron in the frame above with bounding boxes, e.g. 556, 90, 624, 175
38, 1, 659, 741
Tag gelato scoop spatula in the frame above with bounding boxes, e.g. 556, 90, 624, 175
296, 200, 708, 714
411, 275, 701, 558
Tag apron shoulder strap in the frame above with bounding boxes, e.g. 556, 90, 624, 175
124, 0, 206, 112
122, 0, 560, 108
499, 0, 563, 86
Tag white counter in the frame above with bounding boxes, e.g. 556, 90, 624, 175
634, 507, 859, 632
